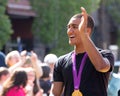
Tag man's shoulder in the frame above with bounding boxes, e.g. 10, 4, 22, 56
97, 48, 112, 54
56, 51, 74, 63
54, 51, 73, 67
97, 47, 114, 61
59, 51, 73, 59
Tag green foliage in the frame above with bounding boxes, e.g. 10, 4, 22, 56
0, 2, 13, 50
30, 0, 100, 56
0, 0, 7, 6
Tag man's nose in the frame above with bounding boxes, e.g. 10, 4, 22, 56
67, 28, 74, 34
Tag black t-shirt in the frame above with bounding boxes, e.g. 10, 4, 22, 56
53, 49, 114, 96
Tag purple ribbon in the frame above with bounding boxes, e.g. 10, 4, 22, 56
72, 52, 88, 90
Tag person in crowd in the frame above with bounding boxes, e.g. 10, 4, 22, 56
44, 53, 58, 81
40, 63, 51, 96
0, 67, 9, 90
44, 53, 58, 73
51, 7, 114, 96
0, 68, 27, 96
25, 67, 43, 96
20, 50, 43, 79
21, 51, 43, 96
5, 50, 21, 67
0, 51, 7, 67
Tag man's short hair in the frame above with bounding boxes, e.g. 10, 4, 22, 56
72, 14, 95, 32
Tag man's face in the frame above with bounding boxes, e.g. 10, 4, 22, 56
67, 17, 82, 46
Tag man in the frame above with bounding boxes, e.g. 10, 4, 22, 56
51, 7, 114, 96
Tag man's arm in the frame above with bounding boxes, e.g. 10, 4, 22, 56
50, 82, 64, 96
79, 7, 113, 72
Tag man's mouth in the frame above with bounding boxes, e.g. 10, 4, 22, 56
69, 35, 75, 39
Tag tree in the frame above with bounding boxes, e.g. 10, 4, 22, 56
30, 0, 100, 56
0, 0, 13, 50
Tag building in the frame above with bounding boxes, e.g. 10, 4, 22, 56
6, 0, 36, 52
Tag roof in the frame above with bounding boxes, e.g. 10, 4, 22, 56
7, 0, 36, 17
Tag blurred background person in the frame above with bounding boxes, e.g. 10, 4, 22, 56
0, 68, 28, 96
20, 50, 43, 79
0, 67, 9, 90
40, 63, 51, 96
20, 50, 43, 96
5, 50, 21, 67
44, 53, 58, 81
25, 67, 43, 96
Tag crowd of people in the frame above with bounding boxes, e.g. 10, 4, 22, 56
0, 50, 58, 96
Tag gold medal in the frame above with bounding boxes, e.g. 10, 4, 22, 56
72, 90, 83, 96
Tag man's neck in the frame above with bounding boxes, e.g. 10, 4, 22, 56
74, 46, 85, 54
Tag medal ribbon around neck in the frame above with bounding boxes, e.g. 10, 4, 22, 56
72, 52, 88, 90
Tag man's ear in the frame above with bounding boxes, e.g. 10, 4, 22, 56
87, 28, 92, 36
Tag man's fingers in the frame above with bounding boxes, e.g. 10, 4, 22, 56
80, 7, 88, 24
78, 7, 88, 33
80, 7, 86, 13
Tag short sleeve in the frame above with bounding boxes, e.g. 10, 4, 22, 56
100, 49, 114, 72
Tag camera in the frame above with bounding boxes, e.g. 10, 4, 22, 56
26, 52, 31, 56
